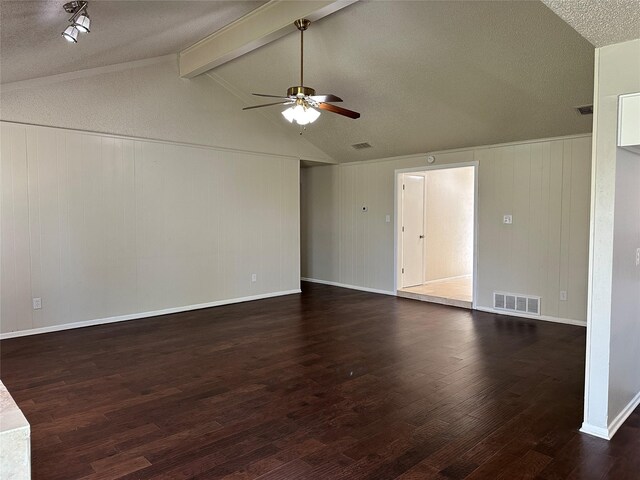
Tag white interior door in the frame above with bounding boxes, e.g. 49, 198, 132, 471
402, 174, 425, 287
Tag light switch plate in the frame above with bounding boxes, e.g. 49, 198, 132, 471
251, 274, 257, 282
33, 297, 42, 310
385, 215, 391, 223
560, 291, 567, 301
503, 215, 513, 224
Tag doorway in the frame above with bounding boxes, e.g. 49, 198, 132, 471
395, 164, 477, 308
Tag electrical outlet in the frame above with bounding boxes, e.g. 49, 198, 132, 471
560, 291, 567, 301
385, 215, 391, 223
251, 273, 257, 282
636, 248, 640, 266
503, 215, 513, 224
32, 297, 42, 310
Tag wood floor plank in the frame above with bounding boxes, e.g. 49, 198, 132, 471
2, 282, 639, 479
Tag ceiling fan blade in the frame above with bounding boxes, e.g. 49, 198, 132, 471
310, 94, 343, 103
318, 102, 360, 119
243, 101, 292, 110
252, 93, 291, 100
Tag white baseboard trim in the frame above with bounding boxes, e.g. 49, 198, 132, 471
473, 307, 586, 327
606, 389, 640, 439
301, 277, 395, 296
300, 280, 589, 328
579, 422, 611, 440
422, 274, 472, 285
0, 289, 301, 340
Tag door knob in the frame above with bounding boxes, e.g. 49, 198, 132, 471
419, 235, 424, 239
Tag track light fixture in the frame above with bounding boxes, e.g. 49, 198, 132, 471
74, 12, 91, 33
61, 1, 90, 42
62, 25, 79, 43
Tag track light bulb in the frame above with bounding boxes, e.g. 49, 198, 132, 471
74, 13, 90, 33
62, 25, 79, 43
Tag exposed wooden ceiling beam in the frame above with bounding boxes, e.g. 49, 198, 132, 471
179, 0, 357, 78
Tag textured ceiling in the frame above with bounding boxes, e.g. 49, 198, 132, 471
542, 0, 640, 47
212, 1, 595, 162
0, 0, 265, 84
0, 0, 597, 164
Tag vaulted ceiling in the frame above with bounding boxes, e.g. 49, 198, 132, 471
1, 1, 600, 163
212, 1, 595, 162
0, 0, 265, 84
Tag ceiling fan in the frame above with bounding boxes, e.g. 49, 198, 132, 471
243, 18, 360, 126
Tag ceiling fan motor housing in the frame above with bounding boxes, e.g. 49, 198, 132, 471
287, 86, 316, 97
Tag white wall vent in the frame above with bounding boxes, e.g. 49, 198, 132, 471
493, 292, 541, 316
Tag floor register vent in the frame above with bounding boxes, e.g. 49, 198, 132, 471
494, 292, 540, 315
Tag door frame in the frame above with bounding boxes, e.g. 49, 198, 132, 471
393, 161, 479, 309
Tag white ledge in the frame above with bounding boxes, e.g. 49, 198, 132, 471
0, 381, 30, 479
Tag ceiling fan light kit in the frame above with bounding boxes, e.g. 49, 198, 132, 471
62, 1, 91, 42
282, 103, 321, 125
243, 18, 360, 129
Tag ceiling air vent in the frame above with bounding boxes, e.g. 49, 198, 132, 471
494, 291, 541, 316
352, 142, 372, 150
576, 105, 593, 115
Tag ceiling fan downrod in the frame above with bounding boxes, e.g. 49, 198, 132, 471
286, 19, 315, 99
295, 19, 310, 89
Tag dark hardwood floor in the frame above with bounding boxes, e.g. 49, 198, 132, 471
2, 282, 639, 479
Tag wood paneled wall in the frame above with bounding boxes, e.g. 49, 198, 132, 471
301, 135, 591, 323
475, 139, 591, 322
1, 122, 300, 335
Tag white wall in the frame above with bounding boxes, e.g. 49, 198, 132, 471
301, 135, 592, 323
609, 147, 640, 417
423, 167, 474, 282
300, 165, 340, 282
582, 38, 640, 439
0, 122, 300, 336
0, 54, 318, 337
0, 55, 331, 163
476, 139, 591, 321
